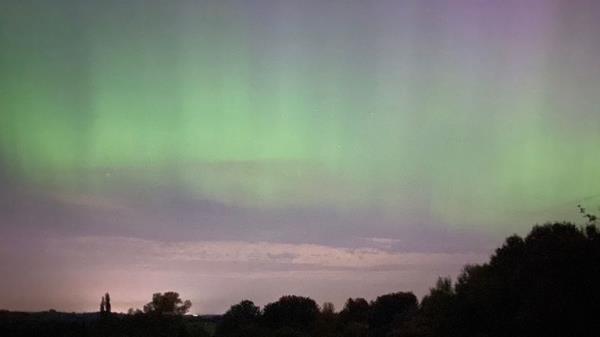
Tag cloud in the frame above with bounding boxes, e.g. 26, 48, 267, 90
41, 236, 487, 272
363, 237, 403, 249
0, 234, 489, 313
1, 177, 499, 254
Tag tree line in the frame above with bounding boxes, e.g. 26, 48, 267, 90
215, 220, 600, 337
2, 216, 599, 337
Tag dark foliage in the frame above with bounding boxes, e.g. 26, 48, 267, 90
369, 292, 417, 337
338, 298, 370, 337
100, 296, 105, 314
0, 311, 212, 337
397, 222, 600, 337
105, 293, 111, 314
315, 302, 337, 337
100, 293, 111, 316
215, 300, 263, 337
2, 222, 599, 337
262, 295, 320, 335
339, 298, 370, 325
143, 291, 192, 316
213, 222, 600, 337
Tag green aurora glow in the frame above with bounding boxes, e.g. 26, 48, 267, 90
1, 1, 600, 231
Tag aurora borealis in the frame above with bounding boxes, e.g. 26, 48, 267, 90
1, 0, 600, 313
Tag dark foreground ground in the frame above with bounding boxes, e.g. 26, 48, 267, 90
0, 310, 218, 337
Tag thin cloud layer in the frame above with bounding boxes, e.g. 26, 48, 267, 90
0, 235, 488, 313
47, 236, 487, 270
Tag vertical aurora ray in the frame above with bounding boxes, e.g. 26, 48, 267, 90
2, 0, 600, 227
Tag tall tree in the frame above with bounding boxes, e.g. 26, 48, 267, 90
104, 293, 111, 314
100, 296, 105, 314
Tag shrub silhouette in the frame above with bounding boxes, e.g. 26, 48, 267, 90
216, 300, 262, 337
369, 292, 417, 337
315, 302, 337, 337
262, 295, 320, 334
143, 292, 192, 315
339, 298, 370, 325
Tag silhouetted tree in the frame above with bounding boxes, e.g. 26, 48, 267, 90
104, 293, 111, 314
578, 204, 598, 224
369, 292, 417, 337
339, 298, 370, 324
100, 296, 106, 314
216, 300, 262, 337
143, 292, 192, 315
447, 222, 600, 337
262, 295, 319, 334
315, 302, 337, 337
399, 278, 457, 337
338, 298, 370, 337
127, 307, 143, 315
321, 302, 335, 315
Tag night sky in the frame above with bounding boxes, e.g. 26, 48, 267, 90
1, 0, 600, 314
